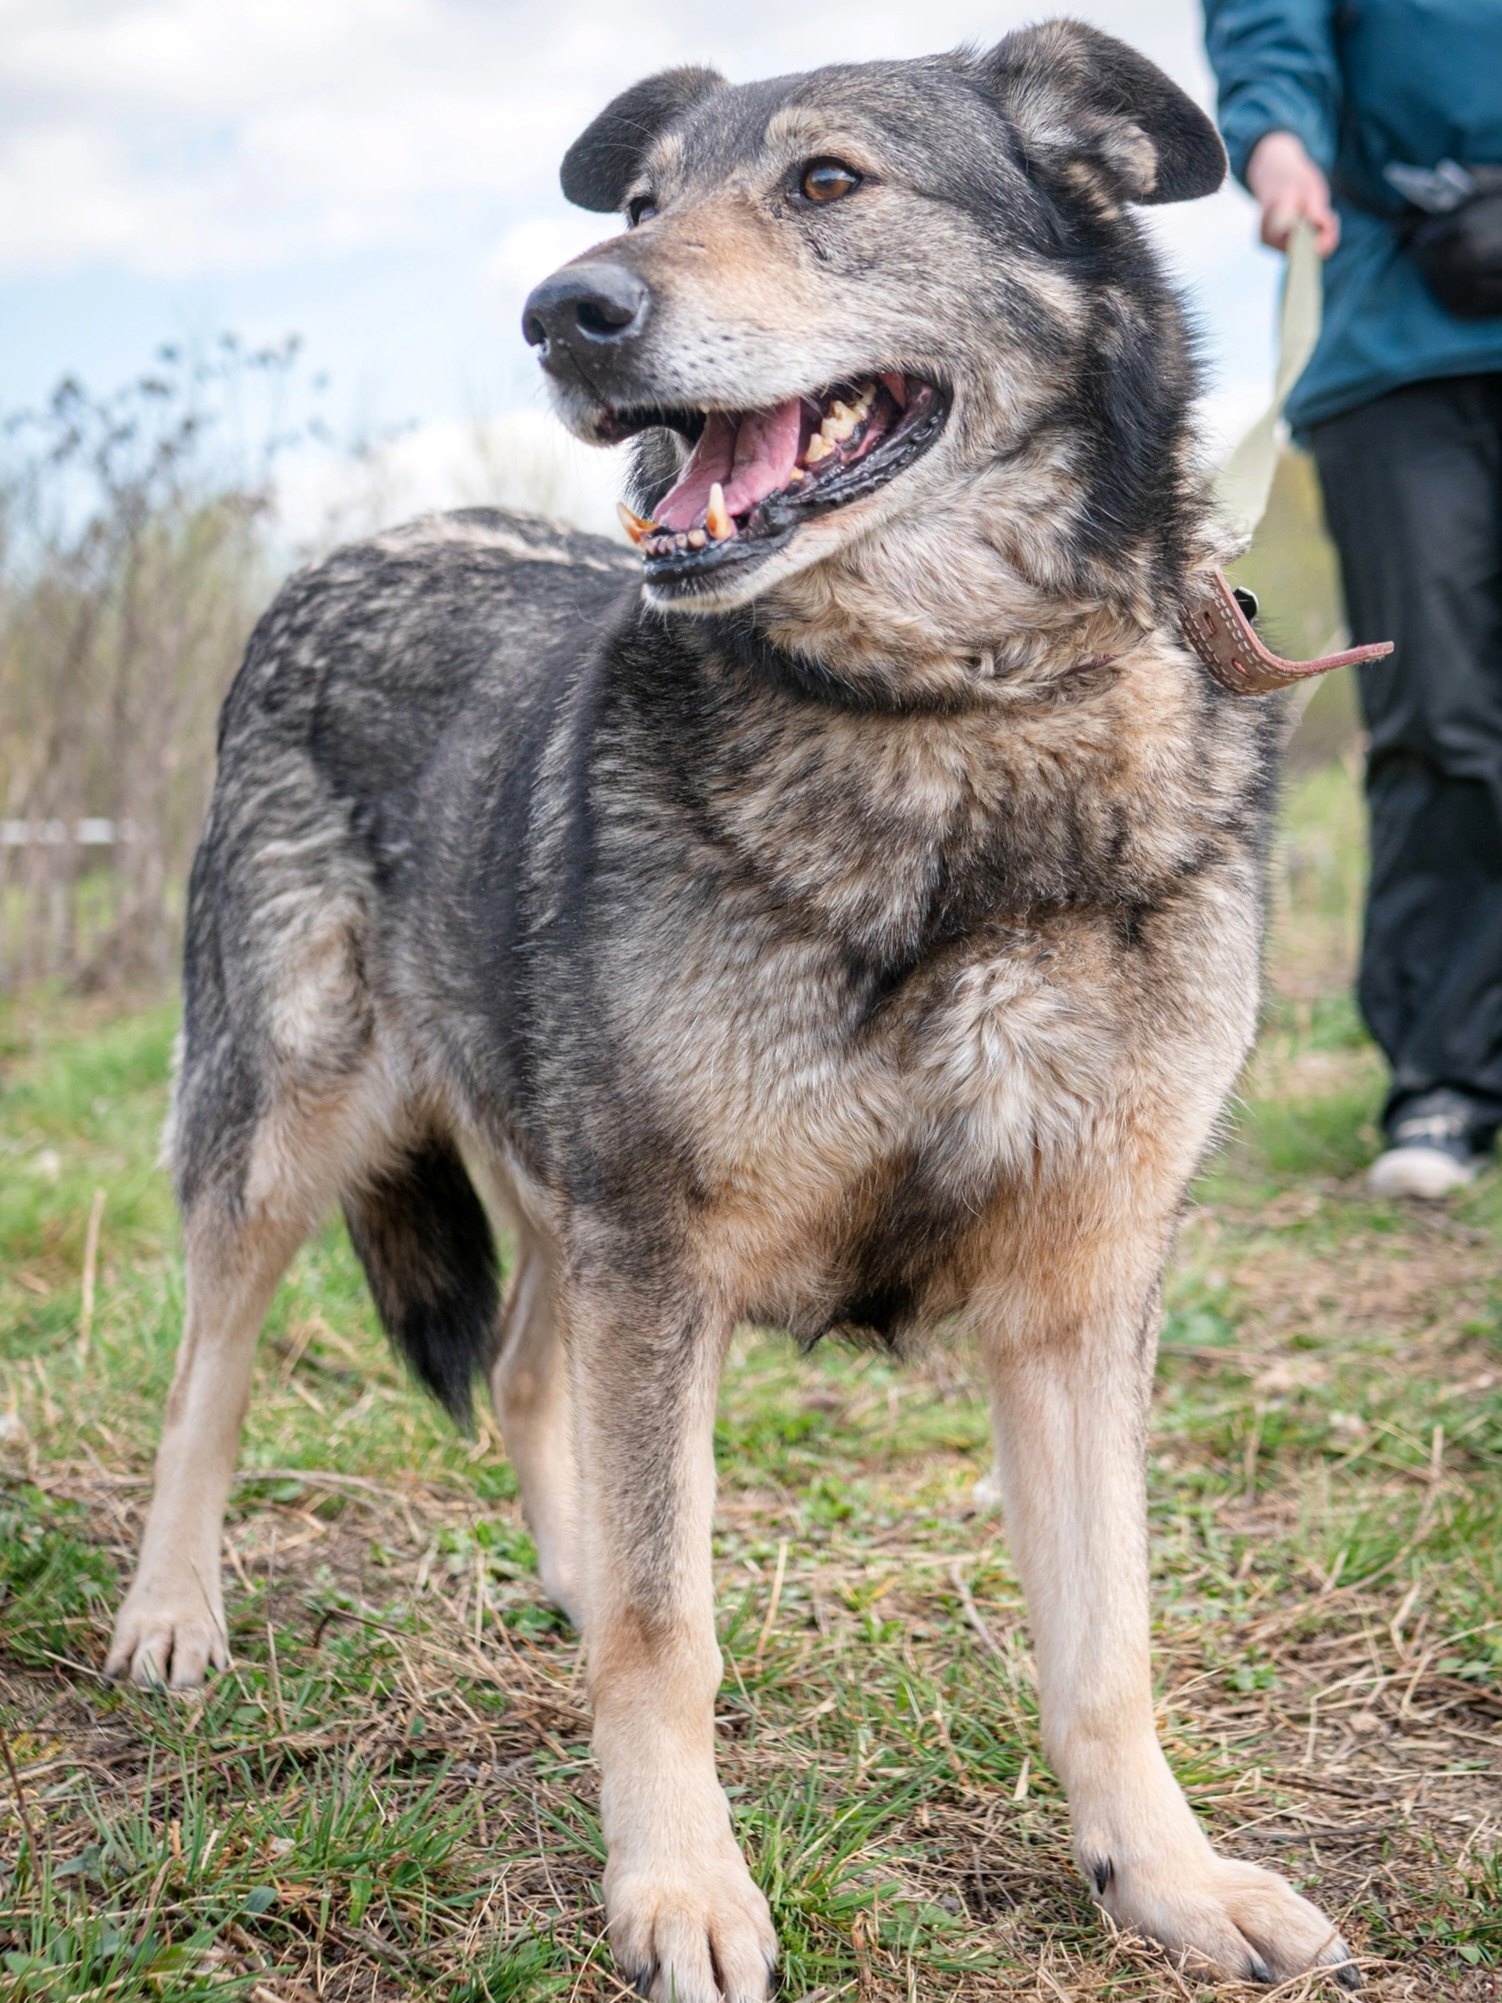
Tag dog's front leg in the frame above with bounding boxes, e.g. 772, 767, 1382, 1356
568, 1274, 776, 2003
979, 1250, 1358, 1988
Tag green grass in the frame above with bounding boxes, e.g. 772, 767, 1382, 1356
2, 760, 1500, 2000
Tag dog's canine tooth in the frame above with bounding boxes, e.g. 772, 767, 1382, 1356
706, 483, 733, 540
617, 502, 653, 547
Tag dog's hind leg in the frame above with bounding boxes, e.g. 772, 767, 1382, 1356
567, 1270, 776, 2003
105, 1197, 306, 1687
974, 1192, 1358, 1988
110, 1001, 389, 1686
487, 1220, 581, 1624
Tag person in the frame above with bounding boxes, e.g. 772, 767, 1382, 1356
1205, 0, 1502, 1198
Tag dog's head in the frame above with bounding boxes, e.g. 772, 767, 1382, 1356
522, 22, 1225, 623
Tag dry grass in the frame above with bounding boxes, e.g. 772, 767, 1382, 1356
1, 758, 1499, 2001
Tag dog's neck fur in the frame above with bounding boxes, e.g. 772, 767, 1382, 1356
670, 611, 1266, 983
707, 427, 1225, 703
661, 415, 1258, 956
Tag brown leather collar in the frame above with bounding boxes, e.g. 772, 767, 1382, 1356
1179, 568, 1393, 696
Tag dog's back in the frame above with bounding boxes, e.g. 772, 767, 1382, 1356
204, 506, 634, 869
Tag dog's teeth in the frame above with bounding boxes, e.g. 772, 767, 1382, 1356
823, 406, 857, 443
803, 434, 833, 464
617, 502, 653, 547
850, 383, 875, 419
687, 528, 707, 548
706, 482, 733, 540
788, 468, 805, 484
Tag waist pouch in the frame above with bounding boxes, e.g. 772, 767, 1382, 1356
1385, 163, 1502, 320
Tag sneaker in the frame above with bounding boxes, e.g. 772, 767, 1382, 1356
1368, 1100, 1484, 1200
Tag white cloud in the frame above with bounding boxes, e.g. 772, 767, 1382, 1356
0, 0, 607, 274
1, 0, 1226, 278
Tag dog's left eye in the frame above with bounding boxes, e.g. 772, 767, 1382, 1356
799, 159, 862, 204
626, 194, 658, 227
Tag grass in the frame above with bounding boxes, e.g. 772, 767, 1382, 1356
2, 754, 1500, 2000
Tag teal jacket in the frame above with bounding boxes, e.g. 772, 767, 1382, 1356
1204, 0, 1502, 431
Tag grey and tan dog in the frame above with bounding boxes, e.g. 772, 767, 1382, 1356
108, 21, 1364, 1996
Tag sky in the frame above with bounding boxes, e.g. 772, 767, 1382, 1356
0, 0, 1290, 540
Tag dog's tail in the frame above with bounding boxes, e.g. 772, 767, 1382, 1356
342, 1137, 499, 1425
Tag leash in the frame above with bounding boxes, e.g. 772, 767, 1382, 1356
1213, 220, 1324, 539
1178, 222, 1392, 696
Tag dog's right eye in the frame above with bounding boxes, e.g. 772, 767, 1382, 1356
799, 160, 862, 204
626, 195, 658, 227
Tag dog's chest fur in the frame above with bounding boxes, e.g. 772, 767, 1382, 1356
628, 903, 1134, 1339
575, 642, 1265, 1337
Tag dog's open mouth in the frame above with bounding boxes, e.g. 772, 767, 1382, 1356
602, 374, 948, 586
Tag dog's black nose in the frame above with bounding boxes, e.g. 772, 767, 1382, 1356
522, 264, 650, 356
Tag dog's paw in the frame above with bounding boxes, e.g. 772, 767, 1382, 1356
605, 1840, 777, 2002
1097, 1851, 1359, 1988
105, 1591, 229, 1689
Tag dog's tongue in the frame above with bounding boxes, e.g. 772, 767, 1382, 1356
654, 399, 803, 531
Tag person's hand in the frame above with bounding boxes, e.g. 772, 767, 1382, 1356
1247, 131, 1340, 256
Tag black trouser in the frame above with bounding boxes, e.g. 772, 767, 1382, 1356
1309, 372, 1502, 1148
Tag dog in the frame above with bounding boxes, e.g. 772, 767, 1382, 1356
107, 22, 1366, 1997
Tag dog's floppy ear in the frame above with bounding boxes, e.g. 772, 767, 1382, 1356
560, 66, 726, 212
979, 19, 1225, 206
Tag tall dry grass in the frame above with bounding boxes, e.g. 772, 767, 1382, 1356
0, 340, 319, 989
